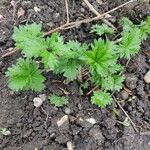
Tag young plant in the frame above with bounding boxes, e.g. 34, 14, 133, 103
6, 16, 150, 108
6, 59, 45, 91
48, 94, 68, 107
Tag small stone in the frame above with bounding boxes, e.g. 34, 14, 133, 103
16, 122, 22, 127
53, 13, 60, 20
77, 118, 93, 128
86, 118, 97, 125
144, 70, 150, 84
120, 90, 129, 100
34, 6, 41, 12
39, 94, 46, 101
17, 7, 25, 18
67, 141, 74, 150
33, 97, 43, 107
47, 22, 54, 27
64, 107, 71, 115
80, 8, 85, 13
57, 115, 68, 127
78, 103, 82, 110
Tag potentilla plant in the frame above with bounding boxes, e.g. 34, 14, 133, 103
6, 17, 150, 108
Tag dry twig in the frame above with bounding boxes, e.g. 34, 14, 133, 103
113, 96, 139, 133
44, 0, 135, 35
1, 0, 135, 58
65, 0, 69, 23
86, 85, 99, 95
83, 0, 116, 29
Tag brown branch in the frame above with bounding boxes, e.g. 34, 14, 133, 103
83, 0, 116, 29
2, 0, 135, 58
113, 96, 139, 133
44, 0, 135, 35
65, 0, 69, 23
86, 85, 99, 96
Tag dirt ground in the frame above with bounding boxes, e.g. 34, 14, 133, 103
0, 0, 150, 150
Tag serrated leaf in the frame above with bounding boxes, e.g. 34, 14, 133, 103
91, 91, 113, 108
83, 39, 118, 77
12, 23, 47, 58
54, 41, 88, 81
101, 75, 125, 91
118, 27, 141, 59
91, 24, 114, 36
49, 94, 68, 107
140, 16, 150, 39
120, 17, 134, 31
41, 50, 59, 71
13, 23, 43, 42
6, 59, 45, 91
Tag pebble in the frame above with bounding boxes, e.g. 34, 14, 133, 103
67, 141, 74, 150
120, 90, 129, 100
144, 70, 150, 84
16, 122, 22, 127
80, 8, 85, 13
33, 97, 43, 107
125, 74, 138, 90
78, 103, 82, 110
53, 13, 60, 20
86, 118, 97, 125
57, 115, 68, 127
39, 94, 46, 101
47, 21, 54, 27
64, 107, 71, 115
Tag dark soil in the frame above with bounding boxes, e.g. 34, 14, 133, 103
0, 0, 150, 150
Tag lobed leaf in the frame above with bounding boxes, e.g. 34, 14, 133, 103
91, 91, 113, 108
6, 59, 45, 91
49, 94, 68, 107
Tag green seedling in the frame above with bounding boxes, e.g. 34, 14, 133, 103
6, 17, 150, 108
48, 94, 68, 107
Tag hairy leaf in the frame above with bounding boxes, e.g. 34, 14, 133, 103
6, 59, 45, 91
91, 24, 114, 36
91, 91, 113, 108
83, 39, 118, 77
101, 75, 125, 91
49, 94, 68, 107
118, 27, 141, 59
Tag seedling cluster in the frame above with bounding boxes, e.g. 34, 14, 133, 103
6, 17, 150, 108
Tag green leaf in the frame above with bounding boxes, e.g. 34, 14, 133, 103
101, 75, 125, 91
12, 23, 48, 58
21, 38, 48, 58
83, 39, 118, 77
13, 23, 43, 42
6, 59, 45, 91
91, 24, 114, 36
49, 94, 68, 107
118, 27, 141, 59
54, 41, 88, 81
120, 17, 134, 31
46, 32, 66, 54
41, 50, 59, 71
91, 91, 113, 108
140, 16, 150, 39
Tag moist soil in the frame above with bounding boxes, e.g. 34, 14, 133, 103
0, 0, 150, 150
